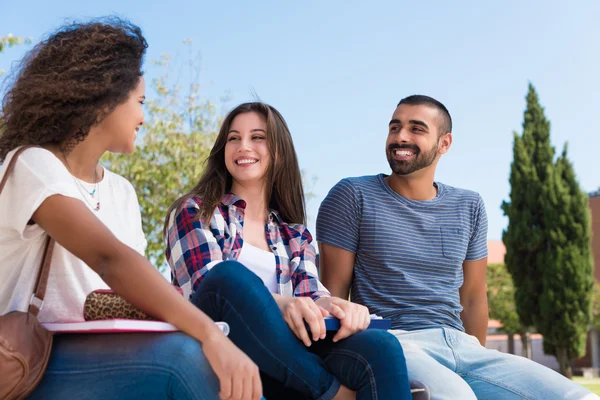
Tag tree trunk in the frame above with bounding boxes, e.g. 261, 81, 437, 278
507, 333, 515, 355
520, 330, 532, 359
556, 347, 572, 378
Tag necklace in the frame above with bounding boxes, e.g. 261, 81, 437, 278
62, 153, 101, 211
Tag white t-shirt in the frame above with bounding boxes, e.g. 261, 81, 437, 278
237, 242, 278, 293
0, 147, 147, 323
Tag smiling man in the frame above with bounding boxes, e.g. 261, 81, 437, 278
316, 95, 596, 399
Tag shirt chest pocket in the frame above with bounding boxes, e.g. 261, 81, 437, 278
440, 226, 469, 261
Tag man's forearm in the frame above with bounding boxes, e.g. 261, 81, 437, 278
461, 300, 489, 346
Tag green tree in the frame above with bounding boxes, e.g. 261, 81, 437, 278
502, 83, 555, 357
536, 144, 593, 378
503, 84, 594, 377
102, 54, 220, 269
103, 53, 318, 271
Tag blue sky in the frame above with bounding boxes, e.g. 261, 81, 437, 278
2, 1, 599, 239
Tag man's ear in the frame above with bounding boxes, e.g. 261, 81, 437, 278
438, 133, 452, 155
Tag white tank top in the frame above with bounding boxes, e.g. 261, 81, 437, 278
237, 242, 278, 293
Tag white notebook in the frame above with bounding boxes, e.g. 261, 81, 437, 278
42, 319, 230, 336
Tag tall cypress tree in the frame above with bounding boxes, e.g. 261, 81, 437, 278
503, 84, 594, 376
502, 84, 555, 339
537, 144, 593, 377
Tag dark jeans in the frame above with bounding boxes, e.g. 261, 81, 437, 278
192, 261, 411, 400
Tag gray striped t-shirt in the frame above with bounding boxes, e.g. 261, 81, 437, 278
316, 174, 488, 332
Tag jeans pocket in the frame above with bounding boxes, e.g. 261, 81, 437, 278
441, 226, 468, 261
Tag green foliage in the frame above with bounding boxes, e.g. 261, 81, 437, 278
502, 83, 594, 376
103, 53, 318, 271
0, 35, 31, 74
486, 263, 521, 333
502, 84, 554, 329
0, 34, 30, 53
592, 283, 600, 330
102, 54, 220, 269
538, 144, 593, 361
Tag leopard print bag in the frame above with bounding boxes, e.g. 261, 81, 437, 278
83, 286, 184, 321
84, 290, 155, 321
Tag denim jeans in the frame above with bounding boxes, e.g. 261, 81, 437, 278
28, 331, 220, 399
193, 261, 411, 400
390, 327, 597, 400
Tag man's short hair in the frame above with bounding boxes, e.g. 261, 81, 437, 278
397, 95, 452, 135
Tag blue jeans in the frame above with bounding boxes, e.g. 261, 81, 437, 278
391, 327, 597, 400
28, 332, 220, 399
193, 261, 411, 400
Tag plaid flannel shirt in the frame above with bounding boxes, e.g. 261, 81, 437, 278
165, 193, 331, 301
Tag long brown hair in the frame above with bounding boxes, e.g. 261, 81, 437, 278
164, 102, 306, 234
0, 18, 147, 160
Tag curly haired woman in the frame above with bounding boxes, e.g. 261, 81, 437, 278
0, 18, 261, 400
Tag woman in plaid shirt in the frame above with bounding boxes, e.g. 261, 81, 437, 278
165, 102, 411, 400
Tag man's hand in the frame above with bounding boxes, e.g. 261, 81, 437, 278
274, 295, 329, 346
315, 297, 370, 342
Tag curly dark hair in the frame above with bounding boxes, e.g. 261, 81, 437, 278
0, 17, 148, 161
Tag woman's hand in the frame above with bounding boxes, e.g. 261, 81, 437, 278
273, 294, 329, 346
315, 297, 370, 342
202, 331, 263, 400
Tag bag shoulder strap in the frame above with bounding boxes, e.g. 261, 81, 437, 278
0, 146, 55, 316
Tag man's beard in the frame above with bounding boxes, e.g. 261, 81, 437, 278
386, 142, 438, 175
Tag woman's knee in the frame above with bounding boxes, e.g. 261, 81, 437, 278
191, 261, 269, 318
201, 260, 261, 291
350, 330, 407, 370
